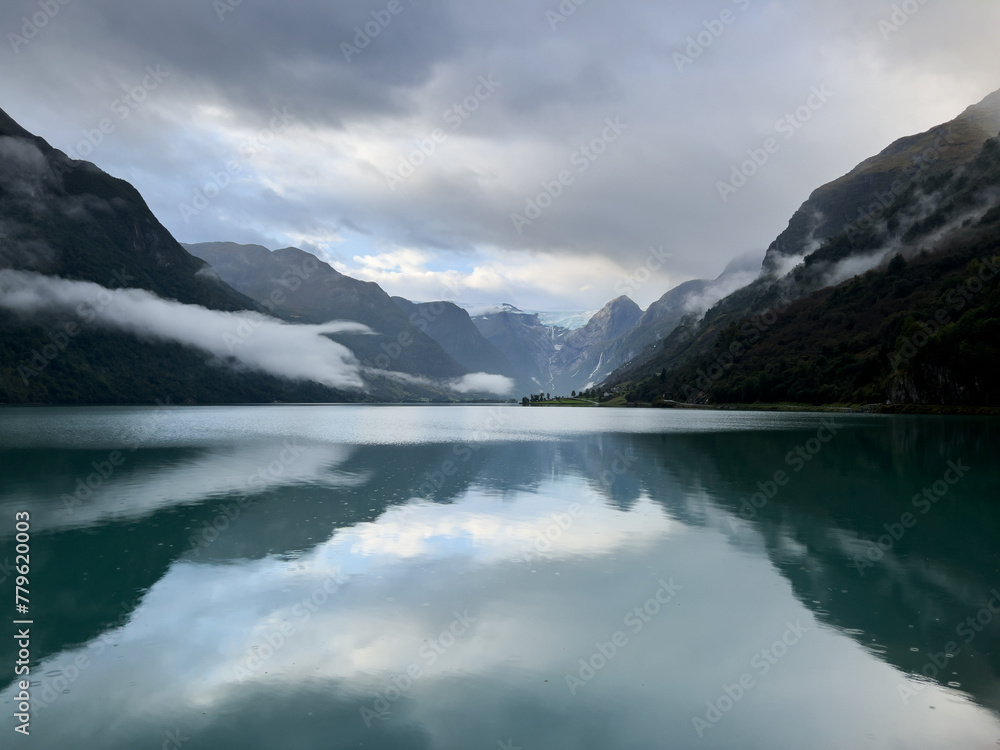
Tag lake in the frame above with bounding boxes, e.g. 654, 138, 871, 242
1, 405, 999, 749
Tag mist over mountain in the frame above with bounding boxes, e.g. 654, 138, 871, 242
0, 110, 511, 403
0, 108, 252, 311
761, 88, 1000, 279
603, 89, 1000, 408
0, 107, 362, 404
605, 251, 765, 375
185, 242, 469, 381
3, 86, 1000, 408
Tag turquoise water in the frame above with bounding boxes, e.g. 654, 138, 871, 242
1, 405, 999, 748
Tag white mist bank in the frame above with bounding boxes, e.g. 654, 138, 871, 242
0, 270, 515, 395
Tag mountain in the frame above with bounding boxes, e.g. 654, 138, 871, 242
0, 109, 476, 404
0, 108, 253, 311
607, 252, 764, 372
390, 297, 522, 384
184, 242, 467, 380
470, 306, 568, 391
550, 296, 642, 389
603, 90, 1000, 407
0, 108, 356, 404
463, 256, 761, 396
761, 87, 1000, 278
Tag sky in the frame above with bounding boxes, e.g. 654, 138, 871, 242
2, 0, 999, 311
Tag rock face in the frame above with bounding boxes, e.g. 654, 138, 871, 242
471, 306, 568, 391
551, 296, 642, 390
391, 297, 522, 386
186, 242, 468, 379
464, 255, 764, 395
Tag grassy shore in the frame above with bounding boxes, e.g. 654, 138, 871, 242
526, 398, 598, 407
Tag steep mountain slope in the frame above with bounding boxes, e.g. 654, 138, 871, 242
617, 131, 1000, 407
0, 108, 361, 404
0, 110, 465, 404
762, 88, 1000, 277
185, 242, 468, 380
464, 255, 761, 395
391, 297, 522, 384
0, 107, 253, 311
608, 252, 764, 372
471, 306, 568, 391
603, 88, 1000, 395
551, 296, 642, 390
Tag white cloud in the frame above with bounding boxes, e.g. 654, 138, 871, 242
0, 270, 370, 389
342, 247, 647, 308
448, 373, 514, 395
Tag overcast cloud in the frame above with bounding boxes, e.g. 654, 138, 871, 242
2, 0, 999, 309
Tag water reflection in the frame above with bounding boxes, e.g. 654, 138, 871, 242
0, 407, 998, 749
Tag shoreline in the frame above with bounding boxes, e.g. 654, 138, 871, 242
619, 401, 1000, 417
3, 401, 1000, 417
525, 398, 1000, 416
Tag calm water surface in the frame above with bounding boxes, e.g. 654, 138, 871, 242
1, 405, 999, 749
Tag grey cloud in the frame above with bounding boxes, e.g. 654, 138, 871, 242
2, 0, 999, 309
